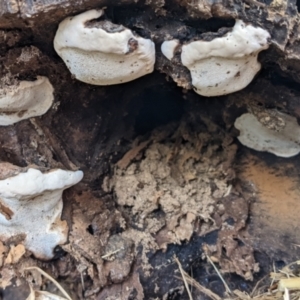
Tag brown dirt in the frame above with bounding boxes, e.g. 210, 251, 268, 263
239, 152, 300, 259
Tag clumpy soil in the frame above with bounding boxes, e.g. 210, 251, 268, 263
111, 115, 258, 277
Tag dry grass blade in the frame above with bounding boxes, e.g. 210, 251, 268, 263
174, 255, 193, 300
279, 277, 300, 291
283, 288, 290, 300
176, 271, 222, 300
233, 289, 251, 299
250, 275, 268, 297
206, 254, 232, 295
26, 285, 35, 300
80, 271, 85, 292
24, 266, 72, 300
101, 247, 124, 259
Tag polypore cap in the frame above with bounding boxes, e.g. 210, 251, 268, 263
0, 168, 83, 198
181, 20, 270, 97
0, 76, 54, 126
53, 9, 156, 85
0, 164, 83, 259
234, 112, 300, 157
161, 39, 180, 60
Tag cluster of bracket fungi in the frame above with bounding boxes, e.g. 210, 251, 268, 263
0, 8, 299, 260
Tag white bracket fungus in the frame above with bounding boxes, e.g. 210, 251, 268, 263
54, 9, 155, 85
0, 164, 83, 259
234, 112, 300, 157
0, 76, 54, 126
161, 39, 180, 60
180, 20, 270, 97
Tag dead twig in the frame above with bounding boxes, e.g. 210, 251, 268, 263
101, 247, 124, 260
117, 140, 150, 169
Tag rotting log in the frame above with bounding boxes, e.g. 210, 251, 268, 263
1, 0, 300, 299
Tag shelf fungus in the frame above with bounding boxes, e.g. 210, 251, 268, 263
0, 76, 54, 126
54, 9, 155, 85
161, 39, 180, 61
179, 20, 270, 97
234, 111, 300, 157
0, 163, 83, 259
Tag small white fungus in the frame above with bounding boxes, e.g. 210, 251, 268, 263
161, 39, 179, 60
234, 112, 300, 157
0, 165, 83, 259
54, 9, 156, 85
0, 76, 54, 126
181, 20, 270, 97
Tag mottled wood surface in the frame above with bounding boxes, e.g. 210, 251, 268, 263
0, 0, 136, 27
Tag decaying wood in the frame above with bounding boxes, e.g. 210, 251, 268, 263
1, 0, 300, 299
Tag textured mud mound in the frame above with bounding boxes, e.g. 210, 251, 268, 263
111, 118, 257, 276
